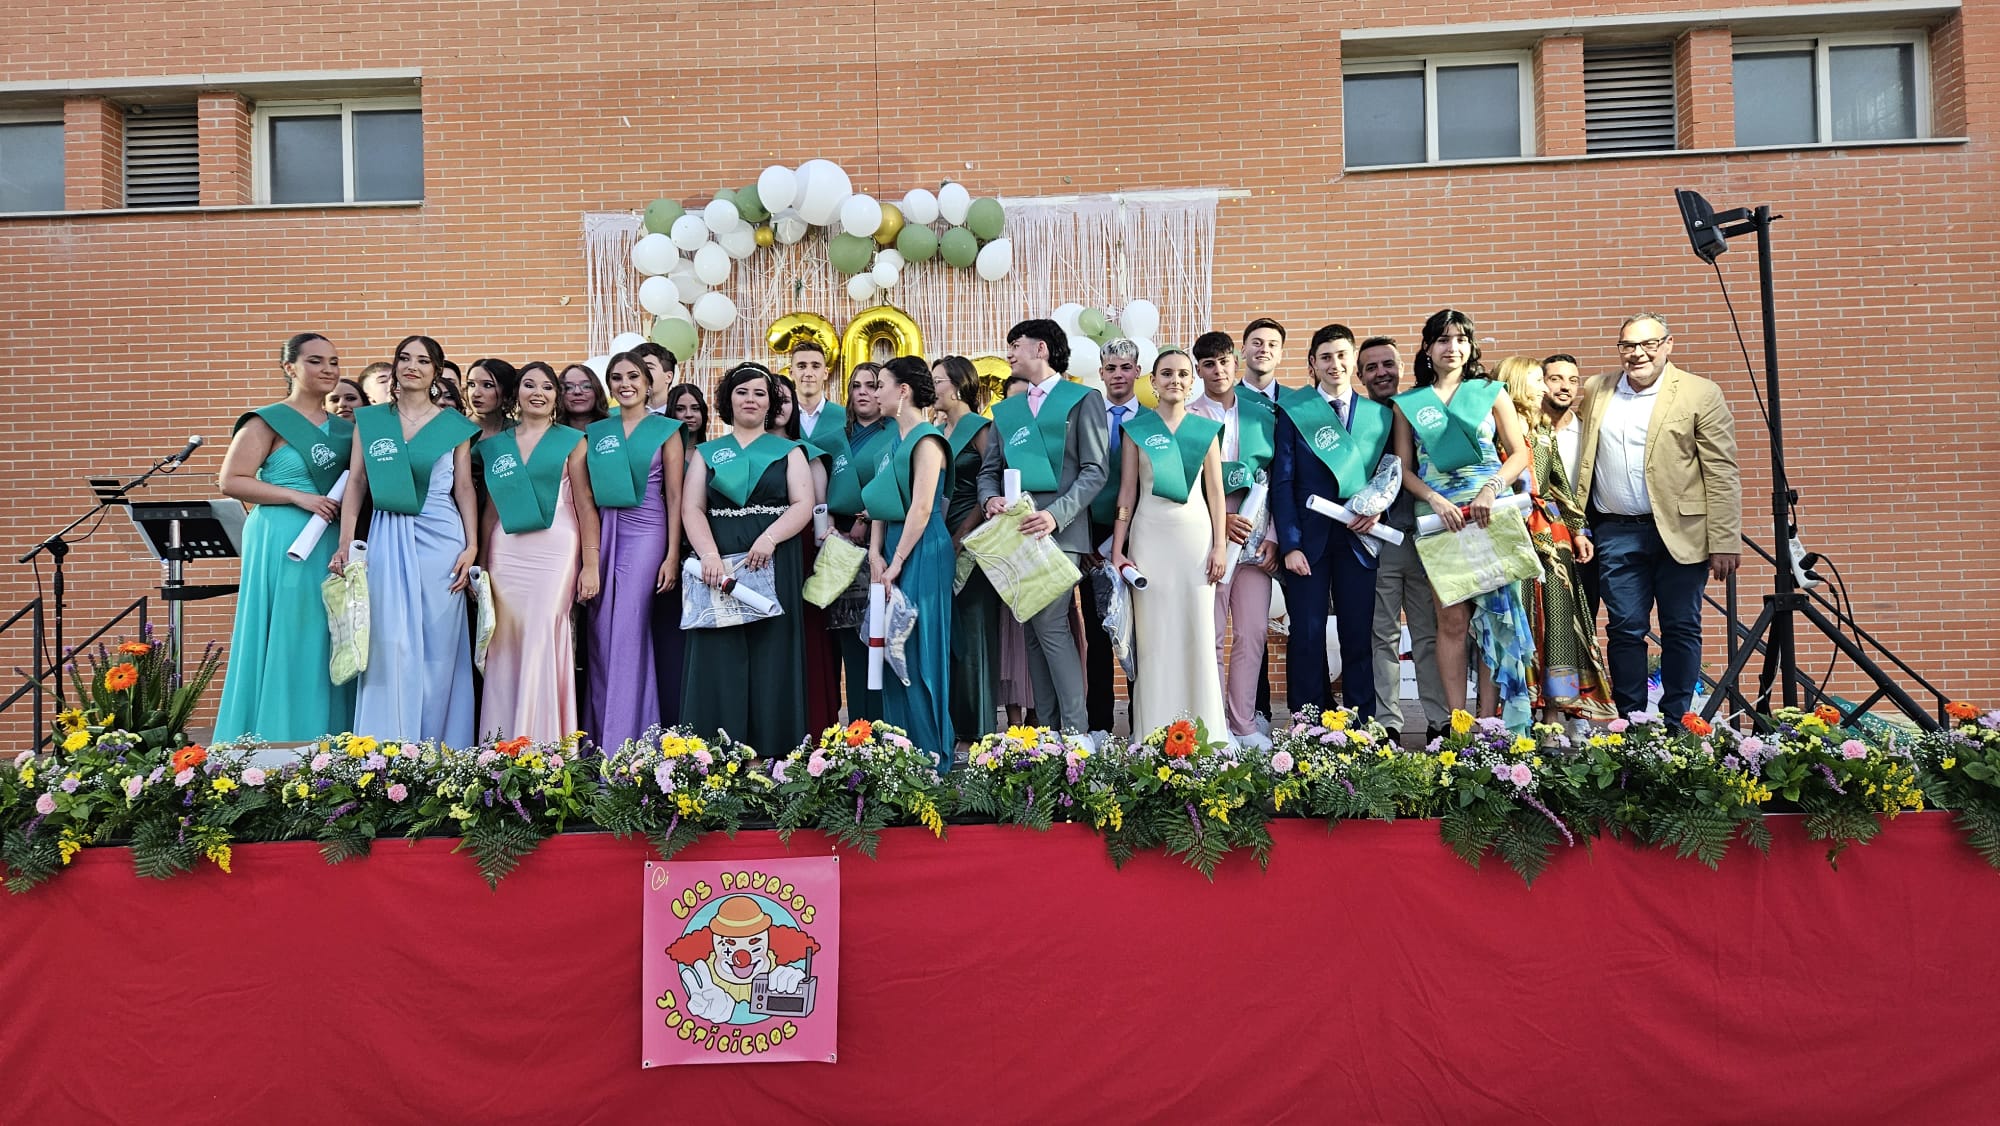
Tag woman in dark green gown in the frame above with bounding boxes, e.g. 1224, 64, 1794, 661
934, 356, 999, 747
679, 364, 814, 756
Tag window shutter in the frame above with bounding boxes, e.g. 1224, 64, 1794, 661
123, 105, 200, 207
1583, 44, 1678, 154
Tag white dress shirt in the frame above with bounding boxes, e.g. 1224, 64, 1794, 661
1318, 383, 1354, 426
798, 399, 827, 437
1187, 392, 1239, 461
1590, 375, 1659, 515
1240, 378, 1282, 405
1553, 412, 1581, 487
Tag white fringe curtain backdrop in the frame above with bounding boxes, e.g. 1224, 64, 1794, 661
582, 191, 1217, 389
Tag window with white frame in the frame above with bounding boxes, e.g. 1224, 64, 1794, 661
1343, 52, 1534, 168
1733, 32, 1928, 147
0, 115, 65, 212
256, 98, 422, 204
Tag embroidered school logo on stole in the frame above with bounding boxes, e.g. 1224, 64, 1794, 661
595, 435, 621, 455
1313, 426, 1341, 451
309, 444, 337, 468
490, 453, 520, 476
1414, 405, 1446, 429
711, 447, 739, 465
1008, 426, 1032, 448
367, 438, 398, 460
1143, 433, 1172, 450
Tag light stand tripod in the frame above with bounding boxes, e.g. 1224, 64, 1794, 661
1676, 191, 1937, 732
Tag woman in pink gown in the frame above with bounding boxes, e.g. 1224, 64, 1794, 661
478, 364, 601, 742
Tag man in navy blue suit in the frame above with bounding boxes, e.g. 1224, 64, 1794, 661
1270, 324, 1394, 720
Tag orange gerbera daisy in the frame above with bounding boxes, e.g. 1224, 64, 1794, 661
1681, 712, 1713, 737
118, 641, 151, 656
1946, 701, 1980, 722
1162, 721, 1198, 758
496, 736, 531, 757
1814, 704, 1842, 725
844, 720, 872, 747
104, 663, 139, 692
171, 745, 207, 772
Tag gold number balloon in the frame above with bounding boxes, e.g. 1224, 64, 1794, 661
839, 305, 924, 399
766, 312, 840, 371
970, 355, 1010, 416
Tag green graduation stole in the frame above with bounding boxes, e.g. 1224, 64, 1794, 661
1121, 411, 1221, 505
481, 426, 583, 534
861, 423, 946, 522
700, 433, 799, 507
826, 420, 888, 517
1278, 387, 1393, 498
800, 400, 850, 461
584, 414, 677, 509
355, 404, 479, 515
1395, 380, 1503, 473
237, 403, 350, 496
989, 379, 1087, 492
1218, 399, 1276, 494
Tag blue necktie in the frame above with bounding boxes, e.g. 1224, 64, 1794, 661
1109, 404, 1127, 446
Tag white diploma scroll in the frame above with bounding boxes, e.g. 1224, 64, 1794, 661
1305, 494, 1407, 545
812, 504, 831, 544
1119, 565, 1149, 591
1002, 468, 1023, 506
285, 471, 350, 561
1414, 491, 1534, 536
866, 582, 887, 690
1220, 479, 1270, 586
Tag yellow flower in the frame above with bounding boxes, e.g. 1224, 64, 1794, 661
357, 772, 375, 789
1942, 757, 1958, 770
1438, 750, 1459, 770
205, 842, 233, 874
62, 729, 90, 752
55, 708, 84, 732
726, 761, 739, 775
448, 804, 475, 822
58, 831, 84, 866
1511, 736, 1536, 755
1155, 765, 1173, 782
293, 782, 309, 799
19, 766, 35, 786
1606, 734, 1625, 746
914, 795, 945, 837
210, 777, 238, 794
1450, 710, 1474, 735
1006, 725, 1040, 741
660, 736, 690, 759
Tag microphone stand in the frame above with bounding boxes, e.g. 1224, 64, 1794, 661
17, 446, 196, 710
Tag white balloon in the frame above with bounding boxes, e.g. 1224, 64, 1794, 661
669, 213, 709, 253
871, 260, 900, 288
702, 197, 741, 236
1051, 302, 1085, 335
638, 275, 678, 316
875, 248, 905, 272
692, 291, 738, 332
717, 225, 758, 260
937, 182, 972, 225
585, 354, 613, 378
608, 333, 646, 355
974, 237, 1012, 281
757, 165, 798, 212
1067, 335, 1101, 378
796, 159, 852, 225
901, 188, 940, 225
659, 301, 690, 324
1120, 299, 1161, 342
772, 208, 809, 245
840, 193, 882, 237
631, 232, 678, 277
1134, 337, 1160, 371
692, 242, 731, 287
668, 261, 705, 304
847, 273, 878, 302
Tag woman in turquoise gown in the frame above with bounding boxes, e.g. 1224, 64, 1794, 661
214, 332, 356, 742
865, 356, 955, 769
332, 334, 481, 747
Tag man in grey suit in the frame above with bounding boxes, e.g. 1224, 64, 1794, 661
978, 318, 1111, 733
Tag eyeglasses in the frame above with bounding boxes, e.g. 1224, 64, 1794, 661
1615, 337, 1669, 354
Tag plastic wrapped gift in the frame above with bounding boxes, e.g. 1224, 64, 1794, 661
960, 496, 1082, 623
802, 533, 867, 608
679, 553, 785, 629
469, 568, 496, 673
855, 581, 918, 686
322, 543, 371, 686
1413, 504, 1546, 606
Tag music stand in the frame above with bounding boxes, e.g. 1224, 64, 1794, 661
127, 501, 245, 679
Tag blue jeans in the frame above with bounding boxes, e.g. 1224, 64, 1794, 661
1595, 520, 1708, 717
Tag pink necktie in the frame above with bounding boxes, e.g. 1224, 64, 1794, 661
1028, 385, 1046, 417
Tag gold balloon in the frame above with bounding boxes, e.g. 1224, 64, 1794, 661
766, 312, 839, 370
753, 225, 775, 248
971, 355, 1010, 416
838, 305, 924, 400
873, 201, 906, 247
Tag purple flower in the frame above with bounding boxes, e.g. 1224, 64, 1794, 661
1491, 763, 1512, 782
60, 777, 79, 793
1816, 764, 1847, 794
363, 753, 388, 771
34, 793, 55, 815
770, 759, 790, 784
654, 763, 676, 793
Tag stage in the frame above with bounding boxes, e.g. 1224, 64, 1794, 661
6, 816, 1997, 1123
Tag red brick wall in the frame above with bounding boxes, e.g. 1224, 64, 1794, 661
61, 96, 122, 210
197, 93, 253, 207
1, 0, 1992, 742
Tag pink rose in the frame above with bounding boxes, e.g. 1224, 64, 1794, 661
386, 783, 409, 803
174, 768, 194, 788
769, 759, 789, 784
241, 768, 266, 787
548, 754, 564, 771
310, 753, 333, 771
1509, 762, 1533, 787
124, 776, 143, 799
1607, 719, 1629, 734
476, 749, 499, 766
1840, 739, 1867, 760
1739, 736, 1766, 756
806, 754, 828, 778
34, 793, 56, 815
1270, 751, 1295, 774
400, 743, 421, 758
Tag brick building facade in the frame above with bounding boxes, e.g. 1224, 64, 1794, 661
1, 0, 1992, 740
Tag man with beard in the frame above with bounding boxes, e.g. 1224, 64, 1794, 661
1541, 352, 1595, 617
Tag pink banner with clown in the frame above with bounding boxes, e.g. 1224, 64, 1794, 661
641, 856, 839, 1066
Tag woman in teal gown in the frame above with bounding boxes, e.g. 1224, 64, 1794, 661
865, 356, 955, 768
935, 356, 997, 747
214, 332, 356, 742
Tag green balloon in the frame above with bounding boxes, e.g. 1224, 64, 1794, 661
1090, 321, 1121, 346
829, 233, 874, 276
940, 226, 979, 269
966, 197, 1005, 240
896, 224, 938, 263
1078, 308, 1109, 338
651, 316, 698, 358
643, 198, 685, 235
735, 184, 769, 223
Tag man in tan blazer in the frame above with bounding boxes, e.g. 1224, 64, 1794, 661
1575, 313, 1741, 717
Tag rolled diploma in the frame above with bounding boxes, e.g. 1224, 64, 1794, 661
1414, 490, 1533, 536
1002, 468, 1022, 506
286, 471, 350, 561
681, 556, 780, 615
1220, 480, 1270, 585
1119, 564, 1149, 590
866, 582, 887, 689
1305, 495, 1406, 545
812, 504, 831, 543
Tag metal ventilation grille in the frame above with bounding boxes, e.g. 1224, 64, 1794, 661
123, 105, 200, 207
1584, 44, 1678, 154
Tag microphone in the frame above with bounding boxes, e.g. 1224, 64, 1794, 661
161, 435, 204, 471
